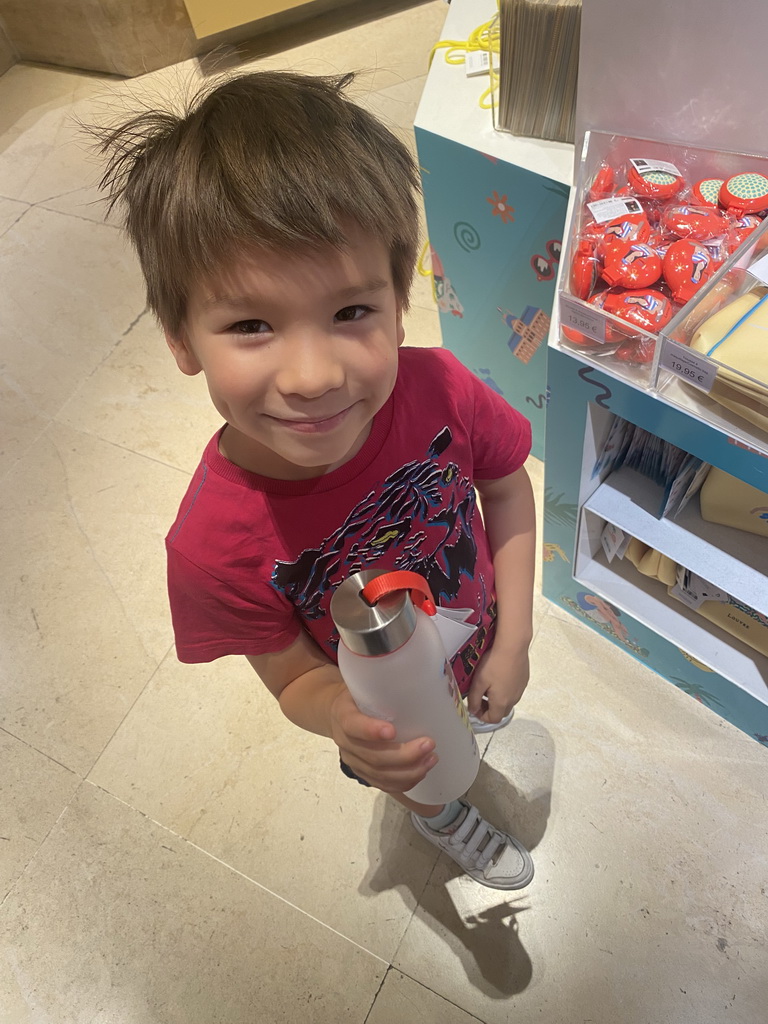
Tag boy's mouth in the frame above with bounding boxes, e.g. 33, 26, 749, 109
269, 405, 355, 434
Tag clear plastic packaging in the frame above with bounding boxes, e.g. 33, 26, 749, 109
557, 131, 768, 388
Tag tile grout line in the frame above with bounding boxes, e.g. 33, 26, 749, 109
84, 778, 392, 968
389, 965, 488, 1022
0, 775, 89, 914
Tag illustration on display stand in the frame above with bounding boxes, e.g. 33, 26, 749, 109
500, 305, 551, 364
428, 246, 464, 318
414, 125, 570, 458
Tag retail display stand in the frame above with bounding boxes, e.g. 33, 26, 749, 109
543, 0, 768, 744
413, 0, 573, 459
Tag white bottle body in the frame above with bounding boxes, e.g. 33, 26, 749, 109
336, 607, 480, 804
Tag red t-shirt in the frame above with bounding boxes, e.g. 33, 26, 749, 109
166, 347, 531, 694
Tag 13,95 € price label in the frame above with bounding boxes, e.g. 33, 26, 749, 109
659, 337, 717, 393
559, 296, 606, 344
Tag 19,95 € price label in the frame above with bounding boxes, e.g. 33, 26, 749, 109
559, 296, 607, 344
659, 337, 717, 393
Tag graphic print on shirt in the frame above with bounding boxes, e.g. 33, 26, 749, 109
270, 428, 480, 639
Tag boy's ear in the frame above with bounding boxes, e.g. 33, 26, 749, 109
164, 327, 202, 376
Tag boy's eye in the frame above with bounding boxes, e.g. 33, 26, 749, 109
229, 319, 270, 335
335, 305, 371, 323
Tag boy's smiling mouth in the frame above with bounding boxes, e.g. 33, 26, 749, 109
267, 405, 356, 433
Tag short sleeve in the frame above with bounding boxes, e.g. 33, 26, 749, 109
434, 349, 532, 479
166, 546, 301, 663
470, 373, 532, 478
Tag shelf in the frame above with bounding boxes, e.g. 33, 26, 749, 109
575, 531, 768, 706
583, 465, 768, 617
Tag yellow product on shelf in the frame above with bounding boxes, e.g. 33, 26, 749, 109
688, 289, 768, 432
625, 540, 677, 586
692, 593, 768, 658
699, 467, 768, 538
622, 538, 768, 658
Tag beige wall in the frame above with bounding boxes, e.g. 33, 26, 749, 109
182, 0, 306, 38
0, 0, 199, 77
0, 19, 16, 75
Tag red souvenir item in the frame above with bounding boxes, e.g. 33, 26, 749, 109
601, 288, 674, 337
692, 178, 724, 207
728, 213, 762, 249
601, 242, 662, 288
614, 337, 657, 364
649, 232, 674, 261
627, 161, 685, 201
596, 211, 651, 258
570, 239, 599, 300
663, 240, 719, 303
660, 204, 728, 241
719, 172, 768, 217
588, 164, 615, 202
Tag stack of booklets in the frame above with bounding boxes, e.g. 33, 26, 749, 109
496, 0, 581, 144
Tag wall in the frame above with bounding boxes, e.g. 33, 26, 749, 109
0, 0, 198, 77
0, 18, 16, 75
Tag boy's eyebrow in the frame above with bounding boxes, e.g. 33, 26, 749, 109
200, 277, 390, 312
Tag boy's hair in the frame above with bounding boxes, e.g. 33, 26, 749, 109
93, 71, 421, 336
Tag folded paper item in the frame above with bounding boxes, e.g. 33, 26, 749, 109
699, 466, 768, 537
623, 541, 768, 658
688, 289, 768, 431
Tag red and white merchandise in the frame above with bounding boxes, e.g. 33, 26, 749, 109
561, 153, 768, 366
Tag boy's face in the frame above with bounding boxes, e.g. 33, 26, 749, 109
166, 226, 405, 479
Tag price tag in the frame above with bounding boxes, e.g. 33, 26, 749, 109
630, 157, 682, 177
600, 522, 629, 563
465, 50, 492, 77
560, 295, 607, 344
670, 568, 729, 610
659, 337, 717, 393
587, 196, 645, 223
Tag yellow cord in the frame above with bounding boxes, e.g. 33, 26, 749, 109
428, 8, 500, 108
417, 240, 438, 303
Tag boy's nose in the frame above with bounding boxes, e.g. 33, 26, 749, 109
276, 332, 346, 398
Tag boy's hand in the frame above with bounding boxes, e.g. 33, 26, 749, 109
466, 646, 529, 725
329, 689, 438, 793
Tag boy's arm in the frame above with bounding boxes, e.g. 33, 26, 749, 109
246, 633, 438, 793
469, 465, 536, 724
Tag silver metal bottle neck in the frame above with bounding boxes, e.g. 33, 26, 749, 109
330, 569, 417, 656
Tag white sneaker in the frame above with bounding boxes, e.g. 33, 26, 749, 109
467, 706, 515, 733
411, 800, 534, 890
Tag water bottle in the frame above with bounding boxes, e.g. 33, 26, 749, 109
330, 569, 480, 804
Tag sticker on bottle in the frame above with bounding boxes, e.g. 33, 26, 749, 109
630, 157, 683, 177
586, 196, 645, 223
560, 295, 607, 344
659, 337, 717, 393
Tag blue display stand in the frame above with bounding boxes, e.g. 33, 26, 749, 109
543, 345, 768, 745
413, 0, 573, 459
415, 129, 569, 458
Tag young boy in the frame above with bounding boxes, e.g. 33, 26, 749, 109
95, 70, 537, 890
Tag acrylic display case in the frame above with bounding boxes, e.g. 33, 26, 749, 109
653, 247, 768, 458
555, 129, 768, 390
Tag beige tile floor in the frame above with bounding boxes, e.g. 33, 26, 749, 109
1, 2, 767, 1022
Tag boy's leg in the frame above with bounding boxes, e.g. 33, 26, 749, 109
391, 792, 534, 891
